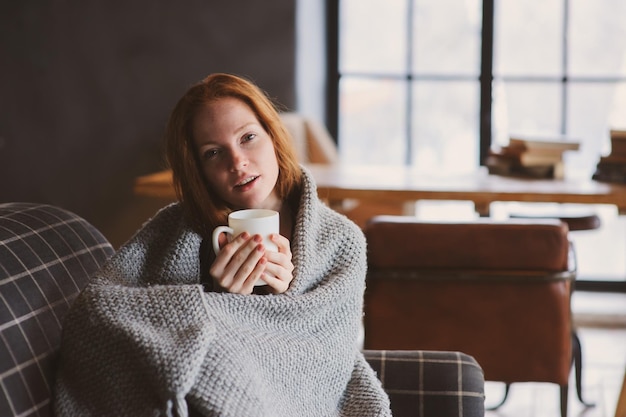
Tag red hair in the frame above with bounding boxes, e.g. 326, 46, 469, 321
165, 73, 302, 236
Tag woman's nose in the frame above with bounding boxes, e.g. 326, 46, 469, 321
229, 149, 248, 170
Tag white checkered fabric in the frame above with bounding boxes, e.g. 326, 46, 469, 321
364, 350, 485, 417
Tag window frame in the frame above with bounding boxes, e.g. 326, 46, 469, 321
325, 0, 494, 166
325, 0, 626, 167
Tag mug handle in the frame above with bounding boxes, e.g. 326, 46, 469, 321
212, 226, 234, 255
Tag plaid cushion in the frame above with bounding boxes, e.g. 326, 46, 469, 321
364, 350, 485, 417
0, 203, 114, 417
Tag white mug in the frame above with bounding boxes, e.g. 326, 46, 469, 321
212, 209, 279, 285
212, 209, 280, 254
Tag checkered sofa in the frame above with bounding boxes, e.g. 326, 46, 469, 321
0, 202, 485, 417
0, 203, 115, 417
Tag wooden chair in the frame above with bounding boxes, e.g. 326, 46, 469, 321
279, 112, 339, 165
363, 215, 594, 417
280, 112, 409, 227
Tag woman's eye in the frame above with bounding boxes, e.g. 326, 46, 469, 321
203, 148, 220, 160
242, 133, 256, 143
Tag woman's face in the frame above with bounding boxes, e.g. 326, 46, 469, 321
192, 97, 281, 211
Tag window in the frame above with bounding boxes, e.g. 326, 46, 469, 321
330, 0, 626, 178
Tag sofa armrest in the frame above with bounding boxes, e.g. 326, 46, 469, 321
363, 350, 485, 417
0, 203, 115, 417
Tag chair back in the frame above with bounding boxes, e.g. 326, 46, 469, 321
363, 215, 575, 385
279, 112, 339, 164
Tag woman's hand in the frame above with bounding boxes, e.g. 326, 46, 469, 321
209, 232, 293, 294
261, 233, 294, 294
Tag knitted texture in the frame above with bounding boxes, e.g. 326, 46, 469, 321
53, 167, 391, 417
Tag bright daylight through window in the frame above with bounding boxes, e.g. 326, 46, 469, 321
337, 0, 626, 179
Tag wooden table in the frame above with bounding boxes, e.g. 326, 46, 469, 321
134, 164, 626, 216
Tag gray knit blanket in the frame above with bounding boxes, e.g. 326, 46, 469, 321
53, 168, 391, 417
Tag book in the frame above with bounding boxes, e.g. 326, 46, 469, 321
609, 129, 626, 157
484, 152, 563, 179
611, 129, 626, 140
591, 129, 626, 183
489, 145, 563, 167
598, 155, 626, 165
592, 169, 626, 183
508, 136, 581, 152
491, 135, 579, 180
518, 152, 563, 167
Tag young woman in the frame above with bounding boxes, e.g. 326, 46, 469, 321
166, 73, 300, 295
54, 73, 391, 417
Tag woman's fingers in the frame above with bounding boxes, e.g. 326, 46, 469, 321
271, 233, 292, 256
210, 233, 266, 293
209, 233, 294, 294
261, 234, 294, 294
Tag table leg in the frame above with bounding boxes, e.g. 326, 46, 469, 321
474, 202, 491, 217
616, 370, 626, 417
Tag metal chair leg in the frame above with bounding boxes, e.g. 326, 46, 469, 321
486, 383, 511, 411
572, 331, 596, 407
560, 384, 569, 417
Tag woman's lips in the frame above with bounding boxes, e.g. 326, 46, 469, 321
234, 175, 259, 191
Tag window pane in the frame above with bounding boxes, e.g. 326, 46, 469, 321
567, 82, 626, 177
496, 81, 562, 137
569, 0, 626, 77
413, 0, 482, 76
338, 78, 407, 164
339, 0, 408, 74
494, 1, 563, 77
412, 81, 480, 172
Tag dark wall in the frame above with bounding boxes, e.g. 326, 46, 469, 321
0, 1, 296, 247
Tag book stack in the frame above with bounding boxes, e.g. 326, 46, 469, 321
592, 129, 626, 183
485, 136, 581, 179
